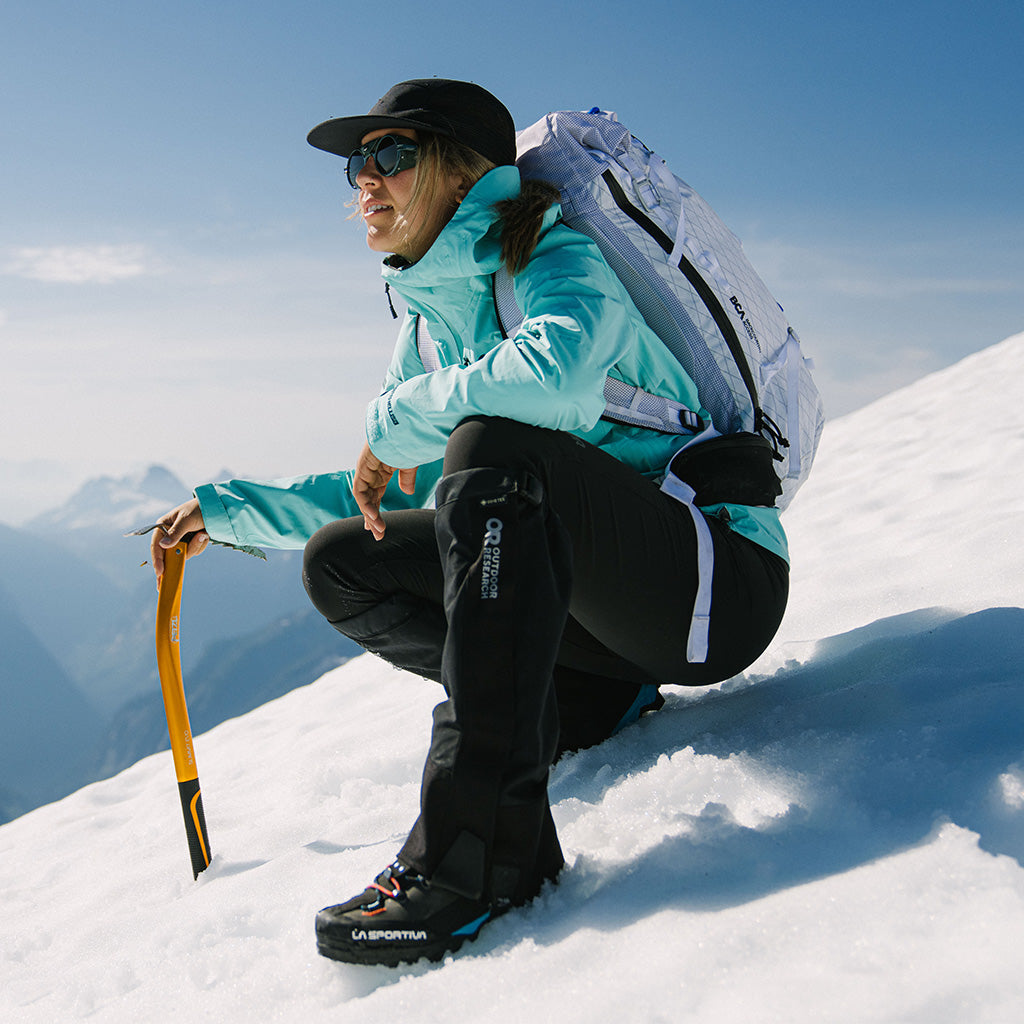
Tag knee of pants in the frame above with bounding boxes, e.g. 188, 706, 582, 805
302, 518, 368, 620
444, 416, 559, 477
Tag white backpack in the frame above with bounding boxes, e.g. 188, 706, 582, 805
510, 109, 825, 512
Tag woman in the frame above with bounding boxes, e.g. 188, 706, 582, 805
152, 79, 789, 967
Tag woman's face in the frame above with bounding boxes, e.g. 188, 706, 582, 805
355, 128, 463, 262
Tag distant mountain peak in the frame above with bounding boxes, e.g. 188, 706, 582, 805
27, 464, 188, 533
137, 464, 187, 496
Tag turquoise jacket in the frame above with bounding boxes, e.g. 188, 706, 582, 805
196, 166, 788, 563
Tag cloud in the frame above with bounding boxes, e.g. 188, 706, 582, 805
3, 244, 151, 284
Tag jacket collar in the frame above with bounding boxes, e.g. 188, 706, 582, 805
381, 165, 524, 292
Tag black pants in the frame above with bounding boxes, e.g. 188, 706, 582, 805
303, 417, 788, 901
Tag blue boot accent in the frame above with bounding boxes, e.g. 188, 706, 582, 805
452, 911, 491, 937
610, 683, 662, 736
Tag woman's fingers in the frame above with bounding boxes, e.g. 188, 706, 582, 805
150, 499, 207, 577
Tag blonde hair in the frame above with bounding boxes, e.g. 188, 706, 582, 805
352, 131, 560, 273
402, 134, 495, 258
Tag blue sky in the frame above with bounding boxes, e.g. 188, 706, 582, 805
1, 0, 1022, 517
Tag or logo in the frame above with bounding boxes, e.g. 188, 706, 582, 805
481, 517, 503, 599
483, 518, 503, 546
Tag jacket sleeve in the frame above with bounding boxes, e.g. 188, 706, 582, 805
194, 458, 443, 550
365, 225, 638, 469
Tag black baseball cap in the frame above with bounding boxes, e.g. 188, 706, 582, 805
307, 78, 517, 168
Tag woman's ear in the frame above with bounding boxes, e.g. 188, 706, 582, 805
452, 176, 471, 205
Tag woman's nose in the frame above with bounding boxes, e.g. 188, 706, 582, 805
355, 157, 381, 187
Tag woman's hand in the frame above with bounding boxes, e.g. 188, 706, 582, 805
352, 443, 417, 541
151, 498, 209, 579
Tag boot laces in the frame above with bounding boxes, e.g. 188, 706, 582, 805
363, 861, 423, 915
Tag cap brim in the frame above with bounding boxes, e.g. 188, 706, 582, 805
307, 114, 449, 157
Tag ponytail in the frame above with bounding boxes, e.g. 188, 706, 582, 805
494, 179, 562, 275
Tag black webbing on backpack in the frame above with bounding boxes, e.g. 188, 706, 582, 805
599, 170, 785, 449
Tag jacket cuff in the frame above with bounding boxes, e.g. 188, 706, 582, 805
194, 483, 238, 545
365, 396, 397, 464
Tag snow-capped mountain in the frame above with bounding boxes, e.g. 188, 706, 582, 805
26, 464, 194, 534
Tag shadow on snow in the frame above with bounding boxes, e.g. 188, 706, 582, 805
338, 606, 1023, 978
546, 605, 1024, 932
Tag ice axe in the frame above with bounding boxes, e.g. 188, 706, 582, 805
126, 522, 264, 876
125, 525, 213, 879
155, 536, 212, 878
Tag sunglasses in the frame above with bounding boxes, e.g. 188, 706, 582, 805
346, 135, 420, 188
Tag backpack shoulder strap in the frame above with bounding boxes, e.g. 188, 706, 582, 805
492, 264, 522, 338
415, 313, 442, 372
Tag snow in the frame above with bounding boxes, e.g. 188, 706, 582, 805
3, 333, 1024, 1024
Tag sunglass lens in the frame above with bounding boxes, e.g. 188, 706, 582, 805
346, 154, 365, 187
373, 139, 400, 176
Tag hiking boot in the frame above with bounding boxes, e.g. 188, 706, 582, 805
315, 861, 502, 966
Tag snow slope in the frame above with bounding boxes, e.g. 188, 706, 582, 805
2, 333, 1023, 1024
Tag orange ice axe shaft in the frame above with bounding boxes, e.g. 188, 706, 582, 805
155, 540, 211, 879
